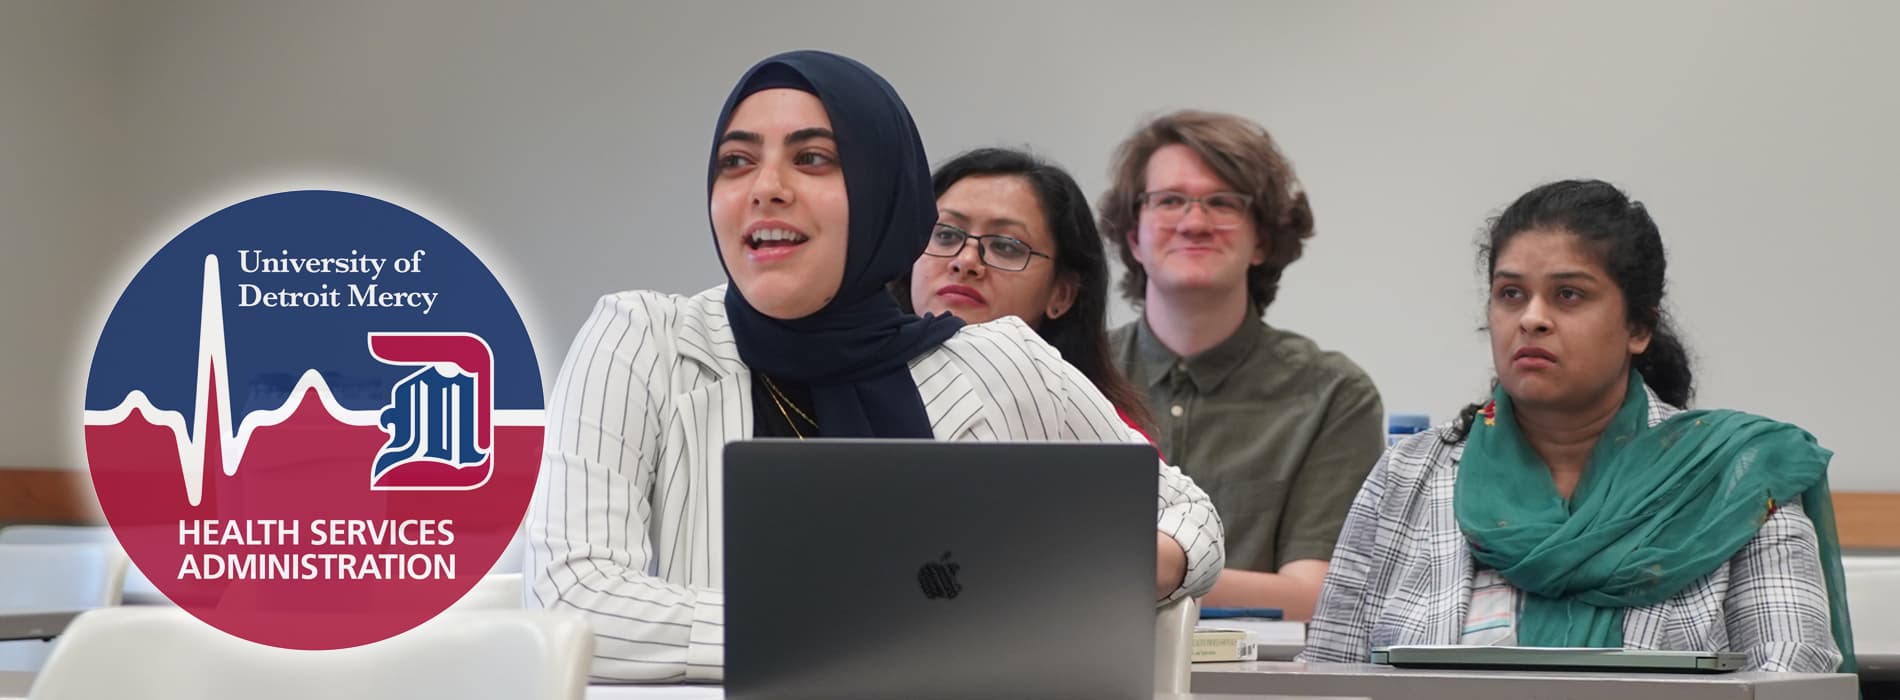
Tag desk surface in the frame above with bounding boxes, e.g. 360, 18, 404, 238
0, 672, 27, 699
8, 663, 1862, 700
0, 674, 1351, 700
0, 610, 79, 643
1193, 661, 1857, 700
582, 691, 1350, 700
1858, 651, 1900, 678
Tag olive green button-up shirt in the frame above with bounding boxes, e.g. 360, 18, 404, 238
1111, 315, 1385, 572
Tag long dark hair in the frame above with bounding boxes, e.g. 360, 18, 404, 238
894, 147, 1156, 433
1447, 179, 1694, 442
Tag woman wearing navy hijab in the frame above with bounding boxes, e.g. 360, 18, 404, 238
527, 51, 1224, 682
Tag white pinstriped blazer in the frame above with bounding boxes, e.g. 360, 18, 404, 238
1300, 386, 1842, 672
527, 286, 1225, 683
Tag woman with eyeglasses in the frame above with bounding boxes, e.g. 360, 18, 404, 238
896, 147, 1158, 439
527, 52, 1224, 683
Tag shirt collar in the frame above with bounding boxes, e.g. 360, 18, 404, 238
1132, 314, 1268, 393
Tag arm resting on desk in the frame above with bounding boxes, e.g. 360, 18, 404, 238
1201, 559, 1328, 621
1225, 375, 1377, 621
528, 448, 725, 684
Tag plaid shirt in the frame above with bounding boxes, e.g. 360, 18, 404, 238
1300, 386, 1842, 673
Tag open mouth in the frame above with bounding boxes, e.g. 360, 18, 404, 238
745, 228, 809, 250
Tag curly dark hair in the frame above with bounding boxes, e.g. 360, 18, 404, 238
1097, 110, 1315, 316
1446, 179, 1695, 443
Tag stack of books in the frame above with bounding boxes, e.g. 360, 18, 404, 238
1191, 607, 1307, 662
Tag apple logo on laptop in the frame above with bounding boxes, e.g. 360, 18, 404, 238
917, 551, 962, 600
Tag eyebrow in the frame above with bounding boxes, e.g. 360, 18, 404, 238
938, 208, 1029, 231
717, 130, 762, 147
1493, 269, 1602, 282
716, 127, 837, 149
786, 127, 835, 144
1144, 185, 1237, 195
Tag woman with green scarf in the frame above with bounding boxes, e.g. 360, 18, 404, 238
1299, 180, 1851, 672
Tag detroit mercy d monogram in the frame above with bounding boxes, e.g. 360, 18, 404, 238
369, 333, 497, 491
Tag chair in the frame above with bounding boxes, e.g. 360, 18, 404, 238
0, 524, 165, 605
0, 526, 115, 546
0, 545, 126, 610
489, 527, 527, 574
0, 544, 129, 671
1154, 596, 1198, 693
28, 607, 594, 700
449, 572, 525, 611
1843, 556, 1900, 655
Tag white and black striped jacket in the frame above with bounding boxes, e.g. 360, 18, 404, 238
528, 286, 1226, 683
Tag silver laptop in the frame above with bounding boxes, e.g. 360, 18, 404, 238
0, 609, 83, 642
1371, 645, 1747, 673
724, 439, 1158, 700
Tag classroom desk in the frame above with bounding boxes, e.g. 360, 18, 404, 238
1257, 641, 1303, 661
0, 674, 1358, 700
1191, 661, 1857, 700
1857, 651, 1900, 679
581, 691, 1357, 700
0, 672, 27, 699
0, 611, 78, 643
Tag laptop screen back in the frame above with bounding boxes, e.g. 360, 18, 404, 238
724, 439, 1158, 700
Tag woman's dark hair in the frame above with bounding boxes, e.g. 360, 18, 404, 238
1447, 179, 1694, 442
893, 147, 1156, 434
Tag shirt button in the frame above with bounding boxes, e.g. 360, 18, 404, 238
1170, 405, 1184, 417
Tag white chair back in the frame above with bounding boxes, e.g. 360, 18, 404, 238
450, 573, 525, 611
0, 524, 167, 605
490, 527, 527, 574
28, 607, 593, 700
0, 544, 128, 671
0, 526, 115, 546
1843, 555, 1900, 654
0, 545, 126, 610
1154, 596, 1197, 693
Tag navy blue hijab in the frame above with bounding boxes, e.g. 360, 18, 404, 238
709, 50, 963, 438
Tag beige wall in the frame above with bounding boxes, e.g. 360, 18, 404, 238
1, 0, 123, 470
7, 1, 1898, 487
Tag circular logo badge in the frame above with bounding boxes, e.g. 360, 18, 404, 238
84, 190, 544, 650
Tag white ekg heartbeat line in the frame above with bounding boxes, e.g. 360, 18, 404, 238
83, 254, 540, 507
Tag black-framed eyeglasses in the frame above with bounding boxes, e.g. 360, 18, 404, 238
922, 223, 1051, 272
1135, 190, 1255, 229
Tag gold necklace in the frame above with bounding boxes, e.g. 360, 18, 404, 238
760, 374, 818, 439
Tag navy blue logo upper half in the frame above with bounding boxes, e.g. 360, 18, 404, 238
85, 190, 541, 433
